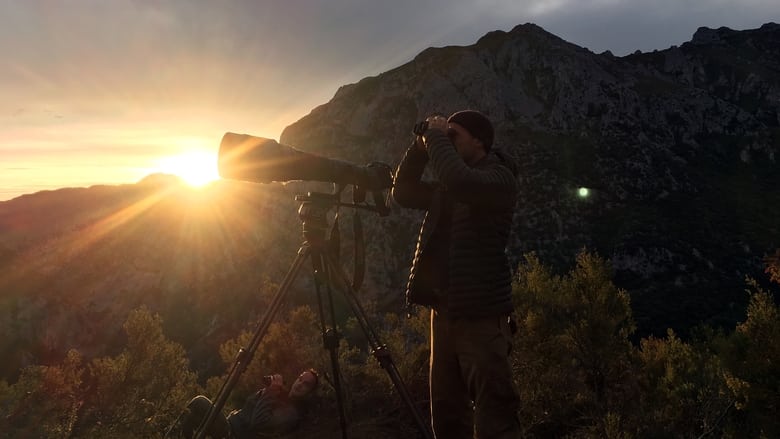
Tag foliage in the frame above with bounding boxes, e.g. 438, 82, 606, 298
765, 248, 780, 284
75, 306, 200, 437
635, 329, 732, 438
716, 278, 780, 438
511, 249, 637, 438
337, 306, 431, 438
510, 248, 780, 438
3, 249, 780, 438
208, 304, 431, 439
0, 349, 84, 437
0, 307, 199, 438
210, 306, 324, 404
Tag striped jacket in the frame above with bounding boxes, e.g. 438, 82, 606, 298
392, 129, 518, 318
227, 385, 301, 438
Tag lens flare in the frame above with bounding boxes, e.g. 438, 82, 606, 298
154, 151, 220, 187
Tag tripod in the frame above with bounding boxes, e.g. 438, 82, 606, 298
195, 191, 433, 439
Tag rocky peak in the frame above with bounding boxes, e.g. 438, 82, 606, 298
690, 26, 733, 45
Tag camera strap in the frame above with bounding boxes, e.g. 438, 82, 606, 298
352, 211, 365, 292
326, 208, 365, 293
328, 212, 341, 263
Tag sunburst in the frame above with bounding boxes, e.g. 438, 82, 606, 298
154, 151, 220, 187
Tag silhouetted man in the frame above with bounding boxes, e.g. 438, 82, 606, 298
393, 110, 521, 438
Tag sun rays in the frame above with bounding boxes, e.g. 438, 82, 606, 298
153, 150, 221, 188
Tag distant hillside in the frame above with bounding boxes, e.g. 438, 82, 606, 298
0, 178, 324, 379
2, 22, 779, 380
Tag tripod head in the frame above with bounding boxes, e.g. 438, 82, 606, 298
296, 183, 389, 245
296, 175, 391, 214
296, 192, 333, 247
295, 187, 376, 293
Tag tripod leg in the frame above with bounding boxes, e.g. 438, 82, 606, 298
323, 252, 434, 439
310, 250, 350, 439
196, 245, 312, 439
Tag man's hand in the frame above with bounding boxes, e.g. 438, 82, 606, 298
416, 115, 447, 151
426, 114, 448, 132
355, 162, 393, 190
415, 134, 425, 151
269, 374, 284, 388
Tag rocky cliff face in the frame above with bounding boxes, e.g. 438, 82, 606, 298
1, 23, 778, 379
280, 22, 780, 335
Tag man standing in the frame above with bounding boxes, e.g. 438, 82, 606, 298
393, 110, 520, 438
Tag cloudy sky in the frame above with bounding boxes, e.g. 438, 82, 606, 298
1, 0, 776, 200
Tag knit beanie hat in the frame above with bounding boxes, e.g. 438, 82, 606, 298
447, 110, 494, 150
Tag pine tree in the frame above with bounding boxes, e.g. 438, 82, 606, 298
74, 306, 200, 438
0, 349, 85, 437
718, 278, 780, 438
511, 250, 637, 438
636, 329, 732, 438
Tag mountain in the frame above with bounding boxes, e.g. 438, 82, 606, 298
0, 178, 316, 379
2, 23, 779, 379
280, 22, 780, 334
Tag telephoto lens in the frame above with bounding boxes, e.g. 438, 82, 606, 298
218, 132, 392, 190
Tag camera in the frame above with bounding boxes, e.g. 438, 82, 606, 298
413, 113, 448, 136
262, 375, 273, 386
412, 120, 429, 136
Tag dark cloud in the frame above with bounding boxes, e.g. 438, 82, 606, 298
1, 1, 775, 117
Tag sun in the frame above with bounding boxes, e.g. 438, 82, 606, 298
154, 151, 220, 187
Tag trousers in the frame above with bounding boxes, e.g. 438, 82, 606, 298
430, 309, 521, 439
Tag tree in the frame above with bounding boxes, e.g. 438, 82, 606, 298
75, 306, 200, 438
635, 329, 732, 438
0, 349, 84, 437
764, 248, 780, 284
718, 279, 780, 438
511, 250, 637, 438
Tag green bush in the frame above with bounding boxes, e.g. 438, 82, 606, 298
0, 349, 84, 437
717, 280, 780, 438
511, 250, 637, 438
635, 329, 732, 438
77, 306, 200, 437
